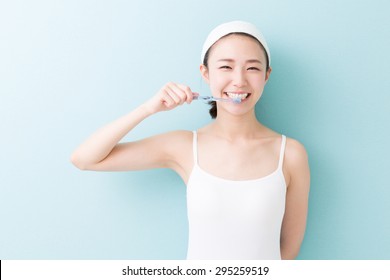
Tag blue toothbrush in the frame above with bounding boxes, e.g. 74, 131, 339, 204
193, 95, 242, 104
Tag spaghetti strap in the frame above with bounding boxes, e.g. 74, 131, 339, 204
192, 131, 198, 165
278, 135, 286, 170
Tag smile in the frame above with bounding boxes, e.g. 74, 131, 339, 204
224, 92, 251, 101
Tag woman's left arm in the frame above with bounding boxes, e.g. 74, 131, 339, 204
280, 138, 311, 260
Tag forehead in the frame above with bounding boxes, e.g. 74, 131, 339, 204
207, 34, 266, 63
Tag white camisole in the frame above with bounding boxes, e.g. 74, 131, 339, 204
186, 131, 287, 260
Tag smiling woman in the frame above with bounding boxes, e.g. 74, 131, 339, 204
71, 20, 310, 260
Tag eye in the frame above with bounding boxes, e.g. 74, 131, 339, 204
219, 65, 232, 70
247, 67, 260, 71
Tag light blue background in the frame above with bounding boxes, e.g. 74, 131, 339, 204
1, 0, 389, 259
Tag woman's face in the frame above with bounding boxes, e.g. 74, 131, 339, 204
201, 34, 271, 117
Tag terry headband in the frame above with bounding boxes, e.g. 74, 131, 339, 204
201, 20, 271, 66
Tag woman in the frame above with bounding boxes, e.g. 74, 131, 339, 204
71, 21, 310, 260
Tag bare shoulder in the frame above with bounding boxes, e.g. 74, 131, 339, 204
285, 137, 309, 163
143, 129, 193, 159
158, 130, 193, 146
283, 137, 310, 187
157, 130, 194, 181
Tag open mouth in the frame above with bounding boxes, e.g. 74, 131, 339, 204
224, 92, 251, 102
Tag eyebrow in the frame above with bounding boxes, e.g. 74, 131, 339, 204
217, 58, 263, 64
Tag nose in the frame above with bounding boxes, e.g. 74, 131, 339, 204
232, 68, 247, 87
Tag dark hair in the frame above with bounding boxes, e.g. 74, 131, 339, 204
202, 32, 270, 119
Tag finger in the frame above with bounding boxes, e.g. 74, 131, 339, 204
166, 83, 187, 105
165, 87, 182, 106
177, 84, 194, 104
160, 90, 176, 109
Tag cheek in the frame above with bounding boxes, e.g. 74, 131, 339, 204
208, 71, 228, 87
210, 79, 228, 95
252, 75, 267, 88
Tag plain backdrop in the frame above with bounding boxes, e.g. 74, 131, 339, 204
1, 0, 389, 259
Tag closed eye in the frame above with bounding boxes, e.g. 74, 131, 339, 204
247, 67, 260, 71
219, 65, 232, 69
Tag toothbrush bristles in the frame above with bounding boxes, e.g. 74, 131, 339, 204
232, 97, 241, 104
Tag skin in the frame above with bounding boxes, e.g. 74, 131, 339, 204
71, 34, 310, 260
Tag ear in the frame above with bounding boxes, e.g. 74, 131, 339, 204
200, 64, 210, 84
264, 67, 272, 83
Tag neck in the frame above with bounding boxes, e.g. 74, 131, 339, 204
211, 109, 264, 140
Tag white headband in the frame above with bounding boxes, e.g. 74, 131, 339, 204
201, 20, 271, 66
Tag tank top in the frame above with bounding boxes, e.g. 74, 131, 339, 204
186, 131, 287, 260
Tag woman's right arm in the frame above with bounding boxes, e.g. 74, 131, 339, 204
70, 82, 194, 171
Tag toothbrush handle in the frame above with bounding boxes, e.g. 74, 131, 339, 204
193, 95, 211, 101
193, 95, 230, 102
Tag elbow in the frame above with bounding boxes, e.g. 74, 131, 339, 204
281, 250, 299, 260
280, 243, 302, 260
70, 152, 88, 170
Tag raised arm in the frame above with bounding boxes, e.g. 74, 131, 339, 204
70, 82, 194, 172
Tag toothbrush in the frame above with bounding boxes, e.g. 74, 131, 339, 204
193, 95, 242, 104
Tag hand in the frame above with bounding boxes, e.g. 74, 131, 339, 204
143, 82, 194, 114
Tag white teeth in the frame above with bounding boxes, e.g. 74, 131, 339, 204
226, 92, 249, 99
